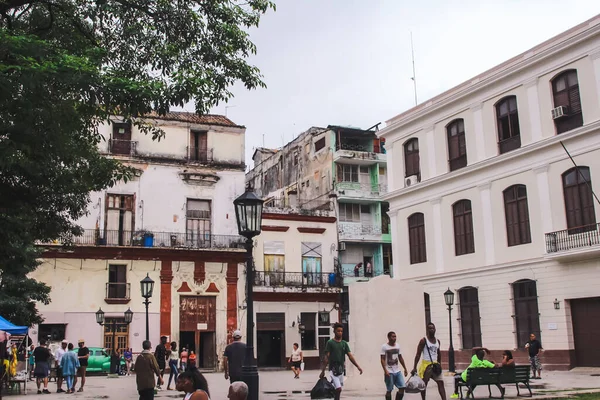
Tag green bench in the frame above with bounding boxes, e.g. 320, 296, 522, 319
458, 365, 532, 399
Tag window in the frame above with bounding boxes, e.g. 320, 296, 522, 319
404, 138, 420, 177
447, 119, 467, 171
424, 293, 431, 325
459, 287, 482, 349
503, 185, 532, 246
408, 213, 427, 264
336, 164, 358, 182
190, 131, 209, 162
562, 167, 596, 233
264, 241, 285, 285
301, 313, 317, 350
315, 137, 326, 152
453, 200, 475, 255
186, 199, 211, 246
110, 122, 132, 155
105, 194, 134, 246
318, 312, 330, 359
107, 264, 128, 299
552, 70, 583, 134
496, 96, 521, 154
38, 324, 66, 342
104, 318, 129, 351
302, 242, 322, 286
339, 203, 360, 222
513, 279, 541, 348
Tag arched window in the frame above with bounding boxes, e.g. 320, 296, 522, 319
513, 279, 540, 348
503, 185, 531, 246
424, 293, 431, 325
446, 119, 467, 171
452, 200, 474, 255
496, 96, 521, 154
562, 166, 596, 233
552, 69, 583, 134
408, 213, 427, 264
459, 287, 482, 349
404, 138, 421, 178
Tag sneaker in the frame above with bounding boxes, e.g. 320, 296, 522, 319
57, 388, 66, 393
37, 390, 42, 394
450, 393, 459, 399
43, 389, 51, 394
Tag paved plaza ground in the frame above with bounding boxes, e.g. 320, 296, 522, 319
5, 369, 600, 399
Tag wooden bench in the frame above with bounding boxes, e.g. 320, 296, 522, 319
458, 365, 532, 399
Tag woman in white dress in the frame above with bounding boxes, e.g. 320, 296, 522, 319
176, 369, 210, 400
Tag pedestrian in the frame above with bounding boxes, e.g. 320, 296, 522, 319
167, 341, 179, 390
155, 336, 168, 389
320, 323, 363, 400
176, 369, 211, 399
354, 263, 362, 277
33, 338, 52, 394
450, 348, 497, 399
223, 330, 246, 384
60, 343, 80, 394
124, 347, 133, 376
501, 350, 515, 368
180, 347, 188, 372
411, 323, 447, 400
381, 331, 408, 400
526, 333, 543, 379
135, 340, 164, 400
76, 339, 89, 392
54, 339, 68, 393
28, 344, 35, 381
288, 342, 303, 379
189, 351, 197, 368
228, 381, 248, 400
365, 262, 373, 277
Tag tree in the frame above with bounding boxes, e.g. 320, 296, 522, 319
0, 0, 274, 326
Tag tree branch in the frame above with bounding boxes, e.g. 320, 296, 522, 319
0, 0, 37, 14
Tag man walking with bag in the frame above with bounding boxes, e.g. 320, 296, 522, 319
320, 323, 363, 400
381, 331, 408, 400
411, 323, 447, 400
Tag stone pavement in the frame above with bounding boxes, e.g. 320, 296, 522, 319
5, 369, 600, 399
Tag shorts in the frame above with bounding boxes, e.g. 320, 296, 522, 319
422, 363, 443, 382
78, 365, 87, 377
291, 361, 301, 369
529, 355, 542, 371
385, 372, 406, 392
330, 370, 344, 389
34, 361, 50, 378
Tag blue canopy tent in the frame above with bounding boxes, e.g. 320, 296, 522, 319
0, 316, 28, 335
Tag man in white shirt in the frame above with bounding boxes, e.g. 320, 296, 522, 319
381, 331, 408, 400
55, 340, 68, 393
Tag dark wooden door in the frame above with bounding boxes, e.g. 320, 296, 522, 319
111, 123, 132, 155
571, 297, 600, 367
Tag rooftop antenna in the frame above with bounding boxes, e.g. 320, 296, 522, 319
410, 31, 418, 106
262, 133, 265, 148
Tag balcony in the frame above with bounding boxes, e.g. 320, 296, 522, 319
334, 143, 386, 165
338, 222, 383, 242
262, 195, 334, 217
105, 283, 131, 304
545, 223, 600, 260
254, 271, 343, 291
336, 182, 387, 200
187, 146, 214, 163
42, 229, 246, 251
109, 139, 138, 156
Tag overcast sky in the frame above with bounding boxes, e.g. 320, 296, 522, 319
203, 1, 600, 167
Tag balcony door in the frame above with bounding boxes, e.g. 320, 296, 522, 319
105, 194, 134, 246
302, 242, 322, 286
186, 199, 211, 247
111, 123, 132, 155
190, 131, 208, 162
108, 265, 127, 299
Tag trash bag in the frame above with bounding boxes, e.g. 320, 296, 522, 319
405, 374, 426, 393
310, 377, 336, 399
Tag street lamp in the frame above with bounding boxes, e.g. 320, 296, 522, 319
140, 274, 154, 341
234, 186, 264, 400
96, 307, 133, 374
444, 288, 456, 373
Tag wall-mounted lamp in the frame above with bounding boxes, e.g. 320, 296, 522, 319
554, 298, 560, 310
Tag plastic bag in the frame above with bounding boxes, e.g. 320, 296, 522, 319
405, 374, 426, 393
310, 377, 336, 399
300, 362, 305, 371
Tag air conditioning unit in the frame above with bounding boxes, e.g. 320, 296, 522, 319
405, 175, 420, 187
339, 242, 346, 251
551, 106, 569, 119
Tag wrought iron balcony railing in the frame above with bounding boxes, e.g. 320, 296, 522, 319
109, 139, 138, 156
254, 271, 343, 288
106, 282, 131, 300
335, 142, 384, 154
545, 223, 600, 253
336, 182, 387, 195
338, 223, 382, 238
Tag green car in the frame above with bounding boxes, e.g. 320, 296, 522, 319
71, 347, 126, 374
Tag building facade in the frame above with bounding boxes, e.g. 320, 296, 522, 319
381, 15, 600, 369
33, 112, 248, 370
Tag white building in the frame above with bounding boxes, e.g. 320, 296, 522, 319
33, 112, 248, 369
380, 15, 600, 370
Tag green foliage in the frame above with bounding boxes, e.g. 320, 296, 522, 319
0, 0, 274, 326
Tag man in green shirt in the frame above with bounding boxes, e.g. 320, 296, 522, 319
451, 348, 497, 399
320, 323, 363, 400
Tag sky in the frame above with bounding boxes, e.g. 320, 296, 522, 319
202, 1, 600, 168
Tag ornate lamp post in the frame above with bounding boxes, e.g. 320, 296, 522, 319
233, 187, 264, 400
444, 288, 456, 373
96, 307, 133, 374
140, 274, 155, 341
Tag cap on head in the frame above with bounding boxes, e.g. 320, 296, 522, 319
233, 330, 242, 339
61, 340, 68, 344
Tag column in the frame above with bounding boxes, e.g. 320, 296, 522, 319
425, 125, 437, 179
385, 139, 395, 191
160, 259, 173, 338
534, 165, 553, 252
591, 50, 600, 120
478, 183, 495, 266
524, 77, 543, 143
430, 197, 445, 274
388, 209, 400, 279
194, 260, 205, 284
471, 103, 485, 162
226, 262, 239, 343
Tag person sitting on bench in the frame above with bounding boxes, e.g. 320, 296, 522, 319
501, 350, 515, 368
450, 348, 498, 399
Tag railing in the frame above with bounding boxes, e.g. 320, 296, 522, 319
45, 229, 246, 250
106, 283, 131, 300
336, 182, 387, 195
338, 223, 382, 238
254, 271, 343, 288
545, 223, 600, 253
187, 146, 214, 163
109, 139, 138, 156
336, 142, 384, 154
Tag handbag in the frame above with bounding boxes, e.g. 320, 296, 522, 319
425, 338, 442, 375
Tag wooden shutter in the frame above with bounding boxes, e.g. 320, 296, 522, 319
459, 287, 482, 349
408, 213, 426, 264
513, 280, 541, 348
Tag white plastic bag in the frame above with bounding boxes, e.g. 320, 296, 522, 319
300, 362, 305, 371
405, 374, 426, 393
